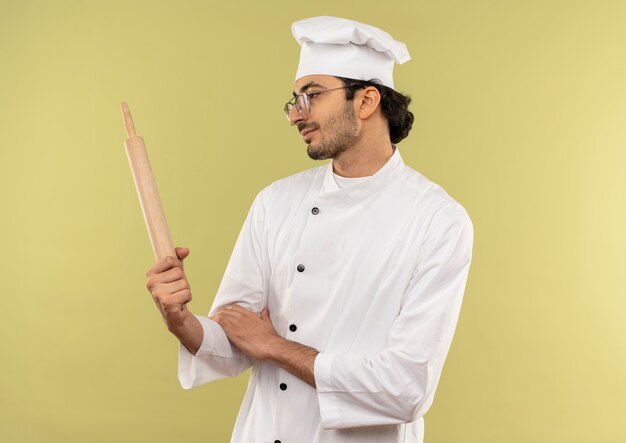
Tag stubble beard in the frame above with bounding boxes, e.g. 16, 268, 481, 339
306, 103, 360, 161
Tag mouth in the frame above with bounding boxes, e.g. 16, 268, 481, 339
300, 128, 317, 140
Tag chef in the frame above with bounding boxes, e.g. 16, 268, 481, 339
145, 16, 473, 443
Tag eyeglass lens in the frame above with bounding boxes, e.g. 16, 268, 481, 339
285, 94, 309, 120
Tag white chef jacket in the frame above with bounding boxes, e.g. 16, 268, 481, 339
178, 147, 473, 443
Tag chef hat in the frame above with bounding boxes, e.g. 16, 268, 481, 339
291, 16, 410, 90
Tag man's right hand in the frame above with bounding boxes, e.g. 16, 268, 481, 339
145, 247, 193, 331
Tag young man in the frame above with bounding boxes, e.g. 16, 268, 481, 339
145, 16, 473, 443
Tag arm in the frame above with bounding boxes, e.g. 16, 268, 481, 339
144, 247, 255, 388
176, 190, 270, 388
269, 338, 318, 387
313, 204, 474, 428
145, 247, 203, 355
144, 187, 270, 388
212, 306, 318, 387
210, 202, 473, 428
168, 310, 203, 355
215, 204, 474, 427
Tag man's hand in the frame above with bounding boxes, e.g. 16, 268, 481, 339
211, 306, 279, 361
212, 305, 319, 387
145, 247, 193, 331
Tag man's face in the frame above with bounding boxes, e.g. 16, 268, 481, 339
290, 75, 361, 160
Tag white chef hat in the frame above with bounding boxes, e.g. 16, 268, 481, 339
291, 16, 410, 90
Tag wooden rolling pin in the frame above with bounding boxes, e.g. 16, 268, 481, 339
121, 102, 175, 260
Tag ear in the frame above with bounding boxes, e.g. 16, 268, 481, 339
357, 86, 382, 119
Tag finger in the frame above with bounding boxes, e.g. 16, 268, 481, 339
175, 247, 190, 261
226, 304, 255, 314
154, 288, 191, 313
146, 268, 186, 292
170, 287, 192, 305
213, 310, 238, 320
260, 308, 270, 320
150, 278, 190, 301
146, 255, 183, 277
211, 312, 231, 328
222, 304, 242, 313
158, 266, 186, 284
225, 305, 256, 318
162, 279, 190, 295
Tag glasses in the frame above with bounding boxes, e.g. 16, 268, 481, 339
284, 85, 357, 121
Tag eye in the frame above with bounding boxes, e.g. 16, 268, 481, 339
307, 92, 321, 101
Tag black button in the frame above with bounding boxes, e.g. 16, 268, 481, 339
289, 324, 297, 332
280, 383, 287, 391
274, 441, 281, 443
311, 207, 320, 215
297, 264, 305, 272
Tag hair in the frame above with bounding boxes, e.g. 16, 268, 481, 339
336, 76, 414, 144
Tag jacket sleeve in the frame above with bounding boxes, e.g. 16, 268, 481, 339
178, 189, 270, 389
314, 203, 474, 428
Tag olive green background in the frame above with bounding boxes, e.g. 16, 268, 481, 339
1, 0, 624, 442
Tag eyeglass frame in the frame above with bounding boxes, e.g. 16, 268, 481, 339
284, 84, 359, 121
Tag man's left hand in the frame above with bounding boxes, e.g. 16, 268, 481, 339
211, 305, 278, 361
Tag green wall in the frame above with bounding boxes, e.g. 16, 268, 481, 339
1, 1, 625, 441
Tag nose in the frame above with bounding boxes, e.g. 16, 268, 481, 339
288, 105, 304, 126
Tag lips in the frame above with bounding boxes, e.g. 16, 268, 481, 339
300, 128, 317, 138
302, 129, 316, 143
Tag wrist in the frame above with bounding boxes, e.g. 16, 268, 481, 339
166, 307, 194, 335
167, 310, 203, 355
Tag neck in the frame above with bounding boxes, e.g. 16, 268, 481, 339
332, 128, 395, 178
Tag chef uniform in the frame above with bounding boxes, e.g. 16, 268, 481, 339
178, 16, 474, 443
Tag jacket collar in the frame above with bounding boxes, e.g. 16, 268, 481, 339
317, 146, 404, 205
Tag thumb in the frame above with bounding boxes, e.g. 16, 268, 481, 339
260, 308, 270, 321
175, 247, 190, 261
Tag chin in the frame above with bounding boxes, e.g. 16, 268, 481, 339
306, 144, 332, 160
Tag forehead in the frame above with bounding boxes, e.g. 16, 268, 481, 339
294, 74, 343, 93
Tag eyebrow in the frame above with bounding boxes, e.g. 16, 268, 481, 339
292, 82, 326, 96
